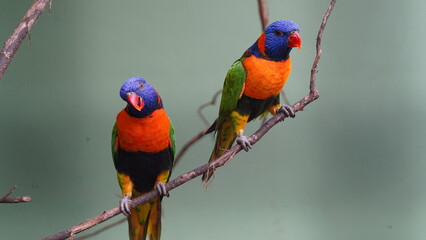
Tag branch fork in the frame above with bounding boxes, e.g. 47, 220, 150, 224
0, 185, 32, 203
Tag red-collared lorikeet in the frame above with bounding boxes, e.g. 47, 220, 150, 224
202, 20, 302, 183
112, 76, 175, 240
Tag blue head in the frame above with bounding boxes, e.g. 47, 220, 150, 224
248, 20, 301, 61
119, 76, 163, 118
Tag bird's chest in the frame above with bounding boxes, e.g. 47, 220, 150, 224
116, 109, 171, 153
243, 55, 292, 99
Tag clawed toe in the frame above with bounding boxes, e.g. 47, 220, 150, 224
119, 195, 131, 216
156, 182, 169, 197
276, 104, 295, 119
236, 132, 252, 152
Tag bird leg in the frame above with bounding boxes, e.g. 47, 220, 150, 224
156, 182, 169, 197
236, 129, 252, 152
119, 195, 131, 216
276, 104, 295, 119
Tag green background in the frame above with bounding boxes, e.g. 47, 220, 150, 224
1, 0, 425, 239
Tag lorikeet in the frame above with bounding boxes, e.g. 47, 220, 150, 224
112, 77, 175, 240
202, 20, 302, 182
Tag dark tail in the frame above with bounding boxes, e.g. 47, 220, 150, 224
205, 120, 217, 135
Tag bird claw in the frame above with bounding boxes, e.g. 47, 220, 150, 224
156, 182, 169, 197
119, 195, 131, 216
276, 104, 295, 120
236, 132, 252, 152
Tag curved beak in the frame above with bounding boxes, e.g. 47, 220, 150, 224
126, 92, 144, 111
288, 31, 302, 50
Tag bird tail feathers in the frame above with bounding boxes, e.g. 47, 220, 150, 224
128, 197, 162, 240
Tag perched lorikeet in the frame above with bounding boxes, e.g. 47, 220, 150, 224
202, 20, 302, 182
112, 77, 175, 240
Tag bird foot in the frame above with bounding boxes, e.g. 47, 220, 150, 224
119, 195, 131, 216
276, 104, 295, 120
156, 182, 170, 197
236, 131, 252, 152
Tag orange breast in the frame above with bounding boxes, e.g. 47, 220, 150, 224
116, 108, 171, 153
243, 55, 292, 99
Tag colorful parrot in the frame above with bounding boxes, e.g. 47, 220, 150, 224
202, 20, 302, 183
112, 77, 175, 240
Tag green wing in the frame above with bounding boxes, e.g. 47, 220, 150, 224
169, 121, 176, 165
216, 58, 247, 131
111, 123, 118, 166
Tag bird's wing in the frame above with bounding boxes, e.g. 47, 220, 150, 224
216, 58, 247, 131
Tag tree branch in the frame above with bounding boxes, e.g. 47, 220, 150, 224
257, 0, 269, 30
39, 0, 336, 239
0, 185, 32, 203
0, 0, 51, 79
310, 0, 336, 94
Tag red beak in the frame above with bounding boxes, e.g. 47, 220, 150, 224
288, 31, 302, 50
127, 92, 144, 111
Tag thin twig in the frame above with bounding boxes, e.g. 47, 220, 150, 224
0, 185, 16, 200
174, 125, 210, 167
0, 0, 51, 79
197, 89, 222, 127
0, 185, 32, 203
310, 0, 336, 94
74, 217, 126, 240
39, 1, 336, 239
257, 0, 269, 30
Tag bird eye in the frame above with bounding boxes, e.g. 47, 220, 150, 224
136, 82, 144, 91
274, 30, 284, 37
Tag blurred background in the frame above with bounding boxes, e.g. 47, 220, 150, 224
1, 0, 425, 239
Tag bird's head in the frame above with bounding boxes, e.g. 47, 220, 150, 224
119, 76, 162, 117
252, 20, 301, 61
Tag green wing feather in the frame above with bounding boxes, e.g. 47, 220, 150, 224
169, 121, 176, 165
216, 58, 247, 131
111, 123, 118, 166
